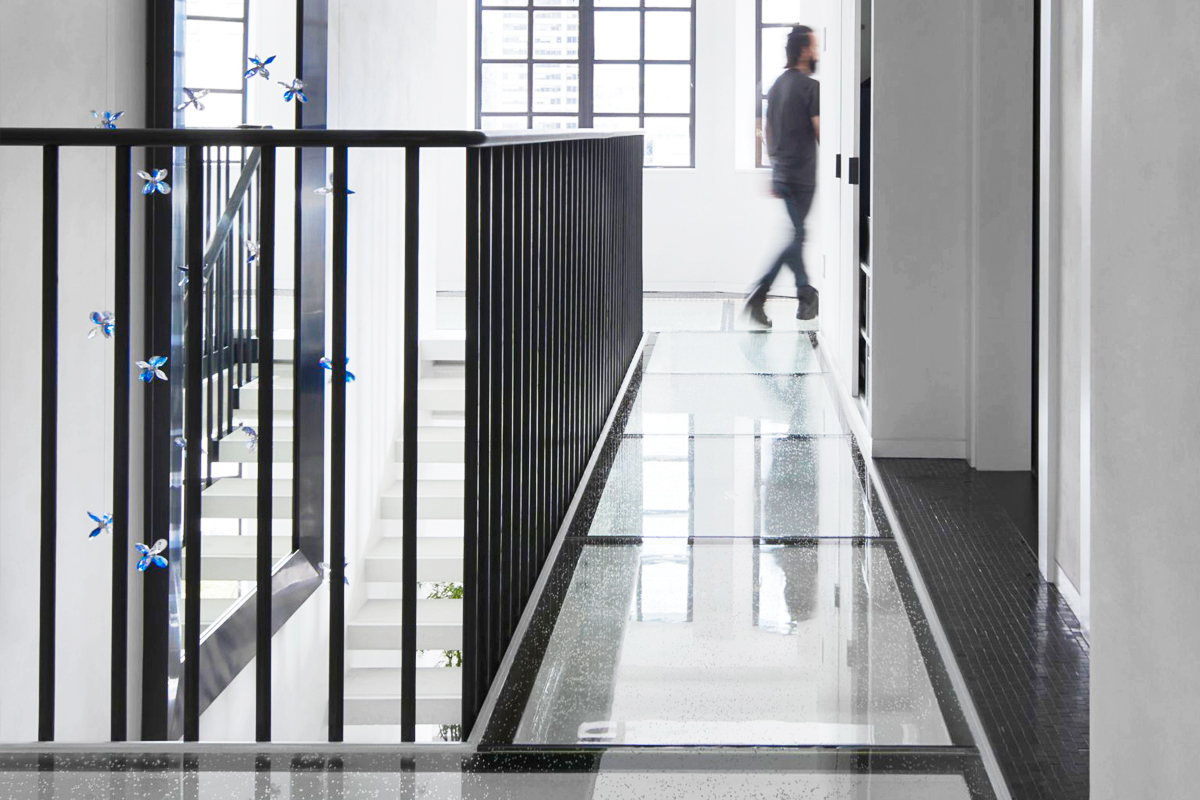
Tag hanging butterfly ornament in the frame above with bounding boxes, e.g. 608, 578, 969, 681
319, 356, 356, 383
87, 512, 113, 539
88, 311, 115, 340
278, 78, 308, 104
91, 110, 124, 129
135, 539, 168, 572
318, 560, 350, 585
314, 173, 356, 197
138, 169, 171, 196
137, 355, 169, 383
245, 239, 261, 264
176, 264, 209, 289
245, 54, 276, 80
241, 424, 259, 452
176, 88, 211, 112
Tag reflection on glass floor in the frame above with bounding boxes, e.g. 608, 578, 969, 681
515, 539, 950, 746
588, 435, 882, 538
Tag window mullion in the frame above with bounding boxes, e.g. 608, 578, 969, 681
580, 0, 595, 128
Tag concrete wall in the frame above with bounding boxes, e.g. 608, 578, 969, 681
1089, 0, 1200, 795
0, 0, 146, 742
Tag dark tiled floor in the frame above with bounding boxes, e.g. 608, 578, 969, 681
873, 459, 1089, 800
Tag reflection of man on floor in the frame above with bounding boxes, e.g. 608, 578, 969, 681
765, 437, 820, 625
746, 25, 821, 328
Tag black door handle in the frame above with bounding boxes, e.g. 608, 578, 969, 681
848, 157, 860, 185
835, 154, 841, 178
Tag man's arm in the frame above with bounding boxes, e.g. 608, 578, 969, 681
812, 116, 820, 144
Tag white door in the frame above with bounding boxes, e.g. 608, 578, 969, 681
818, 0, 843, 355
840, 0, 862, 396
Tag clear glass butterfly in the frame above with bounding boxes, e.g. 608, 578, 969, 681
318, 560, 349, 585
176, 88, 211, 112
314, 173, 356, 196
137, 169, 171, 196
88, 512, 113, 539
319, 356, 356, 383
278, 78, 307, 104
176, 264, 209, 289
88, 311, 115, 340
137, 355, 168, 383
245, 54, 276, 80
92, 110, 124, 129
245, 239, 261, 264
174, 436, 206, 455
135, 539, 168, 572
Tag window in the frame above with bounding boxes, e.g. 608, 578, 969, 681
477, 0, 696, 168
181, 0, 249, 127
755, 0, 819, 167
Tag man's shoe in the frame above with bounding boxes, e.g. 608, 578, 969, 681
796, 286, 819, 321
744, 299, 773, 328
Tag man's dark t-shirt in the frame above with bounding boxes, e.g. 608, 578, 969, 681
766, 70, 820, 186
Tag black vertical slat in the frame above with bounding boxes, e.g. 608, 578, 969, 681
111, 146, 132, 742
38, 146, 59, 743
216, 149, 227, 443
462, 147, 481, 733
255, 146, 277, 743
514, 145, 526, 619
401, 146, 421, 742
328, 146, 349, 743
183, 144, 206, 743
489, 147, 506, 673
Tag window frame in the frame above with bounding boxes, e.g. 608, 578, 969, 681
476, 0, 697, 169
755, 0, 811, 168
180, 1, 251, 127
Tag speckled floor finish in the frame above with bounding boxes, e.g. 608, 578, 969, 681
0, 297, 1085, 800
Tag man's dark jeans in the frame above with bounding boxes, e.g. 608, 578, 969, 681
749, 179, 815, 305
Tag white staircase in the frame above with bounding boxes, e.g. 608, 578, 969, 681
197, 318, 468, 741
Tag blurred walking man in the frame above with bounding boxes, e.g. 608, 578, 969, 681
745, 25, 821, 328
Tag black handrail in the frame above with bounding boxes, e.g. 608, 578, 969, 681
0, 128, 639, 148
7, 127, 644, 746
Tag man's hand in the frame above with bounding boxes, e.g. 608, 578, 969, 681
812, 115, 820, 144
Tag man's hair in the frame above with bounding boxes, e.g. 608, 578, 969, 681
786, 25, 814, 68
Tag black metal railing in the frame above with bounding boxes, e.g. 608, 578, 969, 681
1, 126, 643, 745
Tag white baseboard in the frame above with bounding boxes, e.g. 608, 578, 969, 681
871, 437, 968, 459
1054, 565, 1091, 641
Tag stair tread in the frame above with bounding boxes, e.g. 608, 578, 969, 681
202, 477, 293, 497
368, 537, 462, 559
345, 667, 461, 698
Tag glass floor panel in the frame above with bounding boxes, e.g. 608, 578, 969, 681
646, 331, 822, 374
514, 539, 955, 747
0, 751, 997, 800
586, 435, 885, 538
623, 373, 846, 435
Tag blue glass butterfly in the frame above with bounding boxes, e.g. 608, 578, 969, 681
176, 264, 208, 289
92, 110, 124, 129
88, 311, 115, 340
176, 88, 211, 112
245, 239, 261, 264
135, 539, 168, 572
314, 173, 356, 196
318, 560, 350, 585
137, 169, 171, 196
319, 356, 356, 383
88, 512, 113, 539
242, 425, 259, 452
137, 355, 168, 383
278, 79, 307, 104
245, 54, 276, 80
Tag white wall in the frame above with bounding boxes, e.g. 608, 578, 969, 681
199, 588, 329, 740
1088, 0, 1200, 795
0, 0, 145, 742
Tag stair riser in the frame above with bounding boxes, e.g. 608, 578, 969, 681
215, 440, 294, 463
345, 698, 460, 726
382, 496, 463, 521
365, 559, 463, 584
239, 386, 295, 412
202, 497, 291, 520
347, 625, 462, 651
418, 388, 465, 412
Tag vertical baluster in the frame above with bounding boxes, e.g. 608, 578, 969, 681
401, 146, 421, 742
328, 145, 348, 743
38, 145, 59, 743
462, 147, 481, 732
183, 144, 205, 743
111, 146, 132, 741
256, 146, 277, 743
